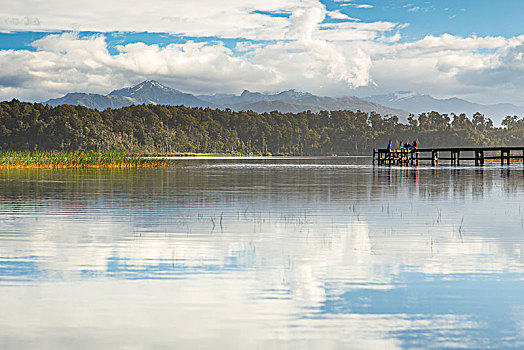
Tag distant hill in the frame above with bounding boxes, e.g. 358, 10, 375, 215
44, 82, 524, 124
363, 91, 524, 125
45, 93, 135, 110
45, 80, 213, 109
234, 95, 408, 117
44, 81, 409, 119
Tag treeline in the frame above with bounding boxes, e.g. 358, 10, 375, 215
1, 99, 524, 155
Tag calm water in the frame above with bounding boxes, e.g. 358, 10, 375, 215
1, 157, 523, 349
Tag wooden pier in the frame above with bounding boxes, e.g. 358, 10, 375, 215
373, 147, 524, 166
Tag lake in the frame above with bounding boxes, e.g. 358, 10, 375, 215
1, 157, 523, 349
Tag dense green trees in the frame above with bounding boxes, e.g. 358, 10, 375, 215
0, 99, 523, 155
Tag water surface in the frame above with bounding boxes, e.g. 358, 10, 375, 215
1, 157, 523, 349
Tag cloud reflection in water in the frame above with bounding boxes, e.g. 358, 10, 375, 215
0, 158, 523, 348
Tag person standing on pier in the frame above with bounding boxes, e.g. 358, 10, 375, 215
399, 141, 404, 149
413, 140, 418, 149
387, 140, 392, 150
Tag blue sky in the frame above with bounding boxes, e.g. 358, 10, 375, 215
325, 0, 524, 40
0, 0, 523, 105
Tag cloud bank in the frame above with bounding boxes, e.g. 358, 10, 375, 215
0, 0, 523, 105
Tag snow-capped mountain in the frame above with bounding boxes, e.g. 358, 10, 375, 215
198, 89, 409, 117
46, 80, 212, 109
386, 91, 419, 102
108, 80, 210, 107
44, 81, 409, 118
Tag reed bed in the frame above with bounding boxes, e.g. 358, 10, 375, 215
0, 151, 168, 168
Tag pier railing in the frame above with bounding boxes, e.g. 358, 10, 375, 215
373, 147, 524, 166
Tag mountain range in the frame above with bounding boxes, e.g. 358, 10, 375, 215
44, 81, 524, 125
44, 80, 409, 120
45, 80, 209, 110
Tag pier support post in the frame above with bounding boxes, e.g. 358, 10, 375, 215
501, 149, 510, 166
451, 149, 459, 166
475, 149, 484, 166
432, 151, 439, 166
450, 150, 460, 166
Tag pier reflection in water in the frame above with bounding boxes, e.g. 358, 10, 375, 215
0, 157, 523, 349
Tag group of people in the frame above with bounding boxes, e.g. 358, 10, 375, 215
387, 140, 418, 150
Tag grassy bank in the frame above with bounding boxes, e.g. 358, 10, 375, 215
0, 151, 168, 168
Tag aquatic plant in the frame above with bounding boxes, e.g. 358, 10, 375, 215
0, 151, 168, 168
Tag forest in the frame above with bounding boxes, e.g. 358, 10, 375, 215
1, 99, 524, 155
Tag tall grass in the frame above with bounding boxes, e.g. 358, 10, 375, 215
0, 151, 168, 168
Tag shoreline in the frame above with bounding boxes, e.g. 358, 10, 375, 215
0, 151, 372, 168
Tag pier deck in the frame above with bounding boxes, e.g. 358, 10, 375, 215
372, 147, 524, 166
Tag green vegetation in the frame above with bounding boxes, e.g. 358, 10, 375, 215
1, 99, 524, 156
0, 151, 167, 168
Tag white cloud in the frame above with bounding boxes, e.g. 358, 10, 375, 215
0, 0, 399, 101
0, 16, 40, 31
0, 0, 311, 40
378, 32, 401, 43
340, 3, 373, 9
286, 3, 326, 42
357, 34, 524, 104
0, 33, 279, 100
322, 21, 399, 33
4, 30, 524, 105
1, 1, 524, 106
327, 10, 357, 21
406, 5, 431, 13
0, 29, 374, 101
317, 21, 401, 42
